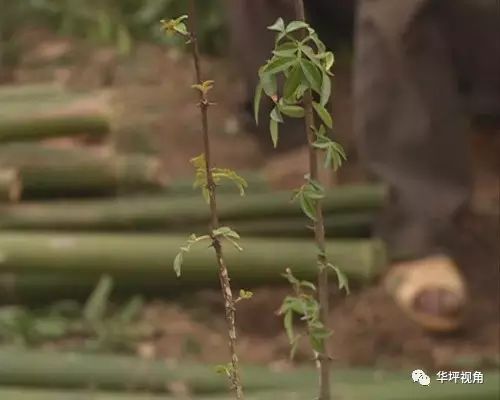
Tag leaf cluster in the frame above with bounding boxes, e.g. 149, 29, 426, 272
192, 79, 215, 96
173, 233, 211, 277
292, 176, 325, 221
313, 125, 347, 171
191, 154, 248, 203
278, 268, 331, 359
0, 275, 147, 352
160, 14, 188, 37
173, 227, 244, 277
253, 18, 346, 171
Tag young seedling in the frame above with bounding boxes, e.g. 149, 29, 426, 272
161, 3, 250, 399
255, 1, 348, 399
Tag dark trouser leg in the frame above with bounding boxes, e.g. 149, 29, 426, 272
353, 1, 472, 262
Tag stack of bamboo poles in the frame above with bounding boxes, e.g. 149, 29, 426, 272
0, 349, 497, 399
0, 83, 389, 302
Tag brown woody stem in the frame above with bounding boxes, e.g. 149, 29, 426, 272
293, 1, 331, 399
187, 1, 244, 398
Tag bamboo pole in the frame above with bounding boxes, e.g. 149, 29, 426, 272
0, 168, 21, 202
0, 233, 386, 284
0, 184, 386, 230
0, 92, 111, 143
0, 221, 373, 300
0, 144, 167, 198
0, 115, 110, 143
0, 351, 497, 399
0, 83, 65, 102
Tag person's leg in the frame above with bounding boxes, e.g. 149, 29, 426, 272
353, 0, 470, 330
441, 0, 500, 123
354, 0, 471, 261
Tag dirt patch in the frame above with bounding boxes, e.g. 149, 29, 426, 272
138, 213, 498, 370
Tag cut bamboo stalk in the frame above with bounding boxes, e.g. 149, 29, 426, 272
0, 83, 65, 102
0, 92, 111, 143
225, 213, 375, 238
0, 215, 366, 301
0, 384, 497, 400
0, 144, 167, 198
0, 168, 22, 203
0, 115, 110, 143
0, 388, 172, 400
0, 350, 497, 399
0, 233, 386, 285
0, 184, 386, 230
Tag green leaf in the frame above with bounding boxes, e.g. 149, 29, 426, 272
174, 15, 189, 24
282, 268, 300, 286
300, 59, 322, 93
312, 326, 332, 340
174, 22, 188, 36
285, 21, 309, 34
327, 263, 350, 294
276, 31, 289, 44
260, 70, 278, 98
211, 168, 249, 196
268, 17, 285, 32
84, 275, 113, 324
239, 289, 253, 300
332, 141, 347, 160
254, 82, 263, 125
270, 106, 284, 123
290, 335, 301, 360
324, 51, 335, 71
263, 57, 297, 75
278, 103, 305, 118
324, 147, 333, 169
173, 252, 183, 277
284, 310, 294, 342
116, 26, 132, 56
299, 193, 316, 220
312, 101, 333, 128
160, 15, 189, 37
192, 80, 215, 95
215, 363, 232, 377
281, 296, 305, 315
299, 280, 317, 292
273, 48, 297, 57
307, 178, 324, 193
304, 190, 324, 201
276, 42, 298, 51
227, 237, 243, 251
118, 296, 143, 323
320, 72, 331, 106
270, 118, 279, 148
213, 226, 240, 239
283, 64, 303, 100
300, 45, 323, 69
308, 31, 326, 53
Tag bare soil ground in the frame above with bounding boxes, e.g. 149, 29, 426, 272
10, 30, 500, 371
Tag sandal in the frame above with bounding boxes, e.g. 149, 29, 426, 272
384, 255, 467, 332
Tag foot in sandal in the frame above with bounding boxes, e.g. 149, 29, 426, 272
384, 254, 468, 332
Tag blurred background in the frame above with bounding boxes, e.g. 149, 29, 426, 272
0, 1, 498, 399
